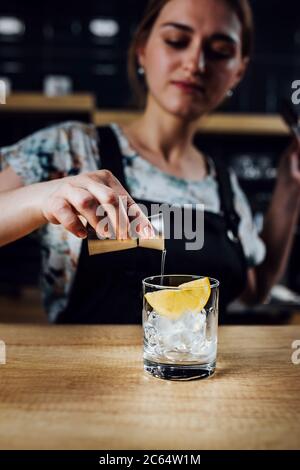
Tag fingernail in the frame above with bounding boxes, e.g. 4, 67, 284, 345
143, 225, 154, 238
78, 230, 87, 238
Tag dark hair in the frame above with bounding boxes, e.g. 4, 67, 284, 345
127, 0, 254, 107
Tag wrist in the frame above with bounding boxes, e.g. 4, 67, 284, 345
30, 180, 59, 225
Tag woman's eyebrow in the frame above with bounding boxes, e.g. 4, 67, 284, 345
210, 33, 239, 44
160, 22, 239, 44
160, 22, 194, 33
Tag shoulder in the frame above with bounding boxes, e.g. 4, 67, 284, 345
1, 120, 98, 153
0, 121, 99, 184
38, 121, 98, 148
57, 120, 98, 137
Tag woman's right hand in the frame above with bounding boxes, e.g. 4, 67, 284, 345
41, 170, 153, 239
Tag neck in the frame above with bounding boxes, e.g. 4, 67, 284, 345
130, 95, 200, 165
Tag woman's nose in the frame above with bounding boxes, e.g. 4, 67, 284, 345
184, 51, 206, 75
198, 53, 206, 72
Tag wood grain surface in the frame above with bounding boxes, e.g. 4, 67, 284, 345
1, 93, 95, 112
0, 325, 299, 450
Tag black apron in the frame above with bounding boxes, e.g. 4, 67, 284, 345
57, 126, 247, 324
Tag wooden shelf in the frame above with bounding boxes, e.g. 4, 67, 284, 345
93, 110, 290, 136
0, 93, 96, 113
0, 93, 290, 135
198, 113, 289, 136
93, 110, 143, 127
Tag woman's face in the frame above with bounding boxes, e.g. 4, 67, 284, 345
138, 0, 248, 120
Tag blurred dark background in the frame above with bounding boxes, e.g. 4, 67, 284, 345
0, 0, 299, 110
0, 0, 299, 323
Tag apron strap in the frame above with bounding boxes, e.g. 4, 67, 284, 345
209, 156, 241, 239
96, 125, 129, 192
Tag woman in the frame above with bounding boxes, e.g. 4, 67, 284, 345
0, 0, 299, 323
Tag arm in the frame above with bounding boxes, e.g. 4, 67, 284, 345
0, 123, 153, 247
0, 168, 153, 248
0, 166, 48, 245
241, 137, 300, 304
0, 174, 55, 246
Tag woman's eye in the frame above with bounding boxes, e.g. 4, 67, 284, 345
207, 44, 234, 60
164, 39, 188, 49
211, 51, 231, 59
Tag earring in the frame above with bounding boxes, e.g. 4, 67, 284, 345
227, 89, 233, 98
138, 66, 145, 76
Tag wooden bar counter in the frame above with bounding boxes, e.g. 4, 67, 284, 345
0, 325, 299, 450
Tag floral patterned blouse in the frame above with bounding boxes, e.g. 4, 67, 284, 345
0, 121, 266, 322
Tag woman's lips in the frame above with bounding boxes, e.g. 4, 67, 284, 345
171, 81, 205, 95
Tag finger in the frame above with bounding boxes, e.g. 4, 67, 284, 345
93, 214, 115, 239
80, 172, 153, 238
116, 194, 130, 239
70, 176, 119, 235
95, 188, 129, 239
104, 174, 155, 237
127, 200, 155, 239
95, 200, 127, 240
63, 185, 100, 231
280, 137, 300, 169
80, 180, 129, 239
103, 172, 150, 217
51, 197, 87, 238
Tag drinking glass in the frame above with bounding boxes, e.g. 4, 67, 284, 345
143, 275, 219, 381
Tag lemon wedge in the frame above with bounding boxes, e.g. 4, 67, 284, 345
178, 277, 211, 291
145, 277, 211, 319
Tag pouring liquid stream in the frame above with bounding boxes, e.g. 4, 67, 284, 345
160, 249, 167, 285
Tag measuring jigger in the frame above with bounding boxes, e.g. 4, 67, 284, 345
87, 213, 165, 256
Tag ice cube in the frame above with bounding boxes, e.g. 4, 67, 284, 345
182, 310, 206, 332
144, 325, 158, 346
147, 311, 158, 326
145, 308, 209, 357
